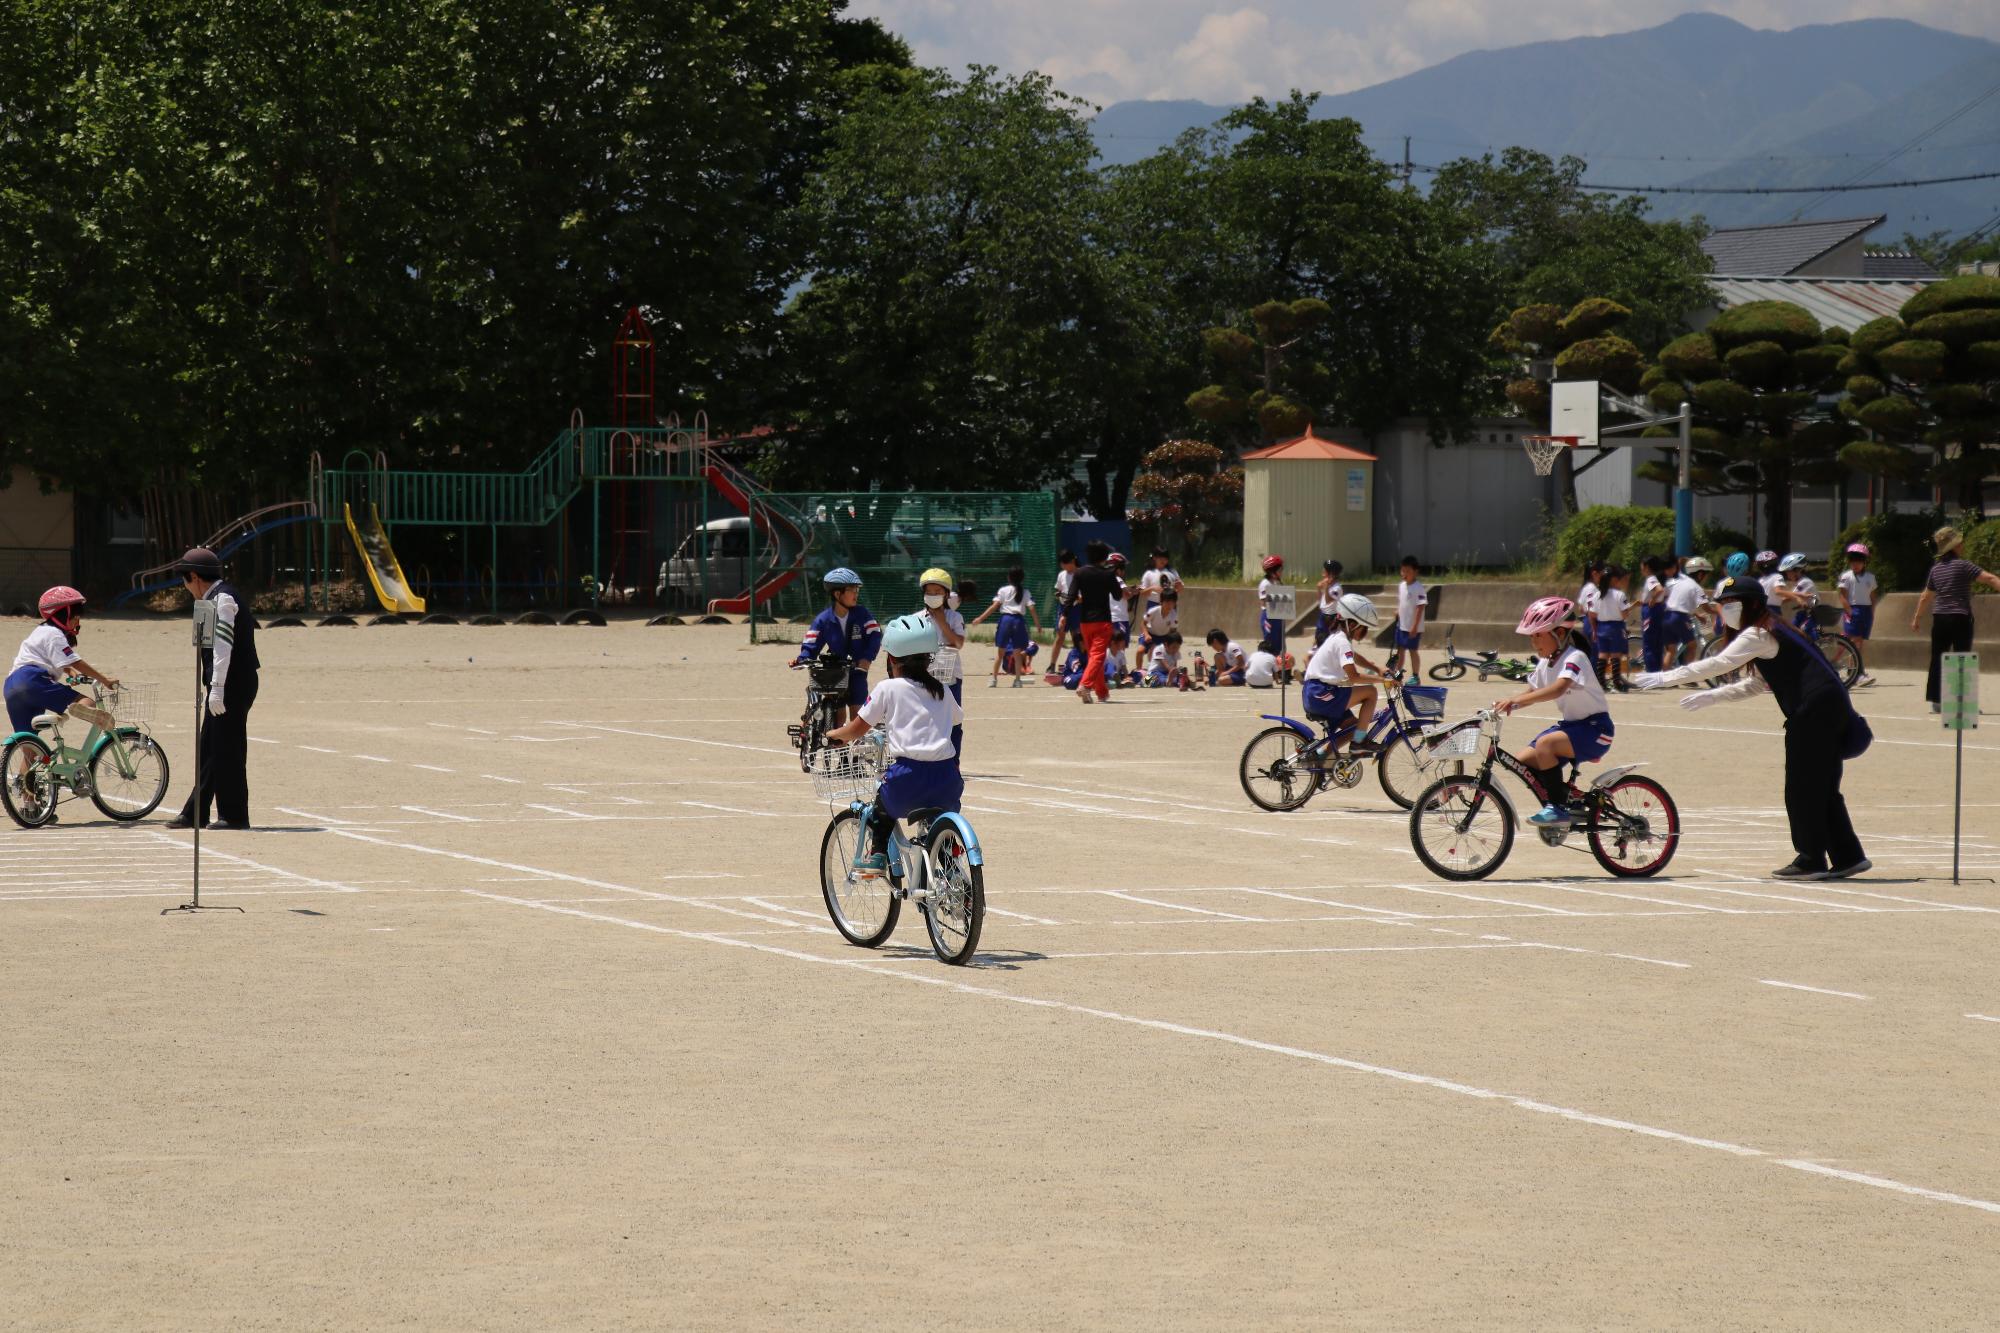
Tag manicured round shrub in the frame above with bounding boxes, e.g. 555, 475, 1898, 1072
1791, 344, 1846, 384
1693, 378, 1756, 418
1554, 335, 1645, 390
1848, 316, 1905, 358
1965, 341, 2000, 374
1558, 297, 1631, 342
1657, 332, 1721, 380
1723, 340, 1790, 386
1909, 308, 2000, 348
1508, 304, 1564, 348
1707, 300, 1820, 351
1837, 439, 1922, 479
1900, 273, 2000, 325
1875, 339, 1948, 382
1855, 394, 1920, 436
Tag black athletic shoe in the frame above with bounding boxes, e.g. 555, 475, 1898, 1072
163, 815, 196, 830
1770, 860, 1825, 880
205, 820, 250, 831
1823, 858, 1872, 880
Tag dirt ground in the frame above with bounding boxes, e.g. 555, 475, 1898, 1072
3, 620, 1998, 1331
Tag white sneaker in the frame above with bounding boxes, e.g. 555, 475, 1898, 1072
1855, 674, 1876, 688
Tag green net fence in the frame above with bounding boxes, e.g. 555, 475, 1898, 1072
749, 491, 1059, 642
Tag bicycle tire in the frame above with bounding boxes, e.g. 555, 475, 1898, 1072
1409, 774, 1515, 881
1375, 724, 1438, 811
1, 735, 58, 828
1428, 662, 1466, 682
1822, 634, 1862, 689
819, 809, 899, 947
89, 731, 169, 822
923, 822, 984, 965
1586, 775, 1680, 878
1238, 726, 1321, 812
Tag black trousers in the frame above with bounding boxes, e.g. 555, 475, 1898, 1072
179, 678, 257, 825
1926, 613, 1974, 704
1783, 707, 1864, 872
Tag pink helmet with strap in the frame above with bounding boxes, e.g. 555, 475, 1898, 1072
1516, 596, 1575, 636
38, 585, 85, 634
1845, 542, 1870, 557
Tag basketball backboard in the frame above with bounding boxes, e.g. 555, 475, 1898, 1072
1550, 380, 1600, 448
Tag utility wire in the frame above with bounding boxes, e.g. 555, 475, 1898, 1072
1788, 76, 2000, 219
1409, 163, 2000, 194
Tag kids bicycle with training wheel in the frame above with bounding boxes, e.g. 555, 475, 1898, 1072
1238, 681, 1459, 813
813, 736, 986, 965
787, 657, 853, 773
1426, 629, 1535, 684
1406, 709, 1678, 881
2, 681, 170, 828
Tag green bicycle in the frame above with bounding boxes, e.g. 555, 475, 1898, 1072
2, 681, 170, 827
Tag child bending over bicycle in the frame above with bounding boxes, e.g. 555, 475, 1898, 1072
7, 587, 119, 737
792, 567, 880, 726
1493, 596, 1613, 829
1302, 593, 1394, 754
826, 614, 963, 881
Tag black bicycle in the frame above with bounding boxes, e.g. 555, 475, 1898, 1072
787, 658, 852, 774
1408, 709, 1679, 881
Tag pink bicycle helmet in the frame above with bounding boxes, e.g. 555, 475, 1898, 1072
1845, 542, 1870, 557
1754, 549, 1777, 565
1516, 595, 1575, 636
39, 585, 85, 634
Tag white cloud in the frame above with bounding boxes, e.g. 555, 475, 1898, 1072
846, 0, 2000, 103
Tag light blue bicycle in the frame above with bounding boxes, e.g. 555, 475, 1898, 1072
814, 737, 985, 965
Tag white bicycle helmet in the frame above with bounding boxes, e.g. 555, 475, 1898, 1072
1778, 552, 1807, 573
1682, 556, 1712, 575
1335, 592, 1380, 629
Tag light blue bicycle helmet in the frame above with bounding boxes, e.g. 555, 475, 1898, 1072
1724, 552, 1750, 578
822, 566, 862, 588
1778, 552, 1807, 572
880, 612, 939, 658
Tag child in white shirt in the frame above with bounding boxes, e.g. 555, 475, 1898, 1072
1205, 630, 1249, 686
1593, 567, 1632, 692
826, 614, 964, 880
1391, 556, 1426, 677
1496, 598, 1613, 827
1146, 632, 1183, 687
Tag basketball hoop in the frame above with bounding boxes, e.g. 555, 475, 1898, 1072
1521, 435, 1579, 476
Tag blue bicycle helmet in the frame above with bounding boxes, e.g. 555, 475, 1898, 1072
822, 566, 862, 588
880, 612, 939, 658
1724, 552, 1750, 578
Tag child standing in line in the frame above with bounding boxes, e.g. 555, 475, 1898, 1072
1106, 553, 1132, 646
918, 568, 967, 757
825, 614, 964, 881
1139, 548, 1183, 619
1050, 550, 1080, 660
1754, 550, 1783, 602
1256, 554, 1287, 654
968, 565, 1040, 687
1838, 543, 1877, 687
1594, 565, 1632, 692
1315, 560, 1344, 647
1638, 555, 1667, 673
1205, 629, 1249, 686
1146, 631, 1184, 687
1577, 559, 1605, 667
1661, 554, 1702, 670
1390, 555, 1425, 678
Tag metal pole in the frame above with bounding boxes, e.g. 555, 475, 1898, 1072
591, 480, 601, 610
1954, 731, 1964, 886
1674, 400, 1695, 558
192, 648, 201, 907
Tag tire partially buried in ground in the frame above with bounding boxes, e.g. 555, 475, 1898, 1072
318, 614, 359, 627
646, 614, 685, 627
418, 613, 459, 626
267, 616, 307, 628
470, 614, 507, 626
370, 614, 406, 626
561, 609, 607, 626
697, 614, 731, 625
513, 611, 557, 625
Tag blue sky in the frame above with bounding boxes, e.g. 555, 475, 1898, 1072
847, 1, 1997, 103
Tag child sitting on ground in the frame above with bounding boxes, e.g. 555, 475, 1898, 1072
1146, 631, 1183, 687
1105, 627, 1133, 686
1205, 629, 1249, 685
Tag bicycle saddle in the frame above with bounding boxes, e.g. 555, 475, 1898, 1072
902, 807, 950, 824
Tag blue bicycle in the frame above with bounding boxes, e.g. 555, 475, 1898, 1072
814, 737, 986, 965
1238, 681, 1454, 812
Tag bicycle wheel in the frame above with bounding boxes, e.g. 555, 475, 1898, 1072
1376, 724, 1438, 810
1697, 633, 1741, 685
90, 731, 170, 822
1821, 634, 1862, 689
1238, 726, 1322, 812
1587, 776, 1680, 877
1428, 662, 1466, 682
923, 821, 985, 965
819, 809, 899, 947
797, 706, 823, 773
1, 736, 58, 828
1409, 775, 1514, 881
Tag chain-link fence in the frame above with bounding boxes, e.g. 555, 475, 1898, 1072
749, 492, 1058, 642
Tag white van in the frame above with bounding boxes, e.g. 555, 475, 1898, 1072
659, 516, 752, 599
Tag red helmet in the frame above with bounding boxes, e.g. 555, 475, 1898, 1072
39, 586, 84, 632
1260, 555, 1285, 573
1516, 595, 1575, 636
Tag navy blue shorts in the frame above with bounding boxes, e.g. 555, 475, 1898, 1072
995, 614, 1030, 652
1302, 680, 1353, 723
877, 756, 963, 822
5, 667, 79, 736
1537, 713, 1614, 763
1060, 604, 1080, 633
1661, 610, 1694, 644
1216, 669, 1245, 686
1594, 623, 1627, 656
1394, 627, 1422, 649
1842, 606, 1873, 639
845, 669, 870, 708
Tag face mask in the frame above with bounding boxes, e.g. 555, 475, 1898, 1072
923, 593, 945, 609
947, 592, 960, 610
1721, 602, 1743, 630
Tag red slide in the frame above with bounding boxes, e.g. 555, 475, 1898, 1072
702, 461, 808, 613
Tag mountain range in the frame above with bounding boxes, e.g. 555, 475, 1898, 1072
1089, 12, 2000, 239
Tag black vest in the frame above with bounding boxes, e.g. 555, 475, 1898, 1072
201, 579, 260, 692
1751, 621, 1848, 723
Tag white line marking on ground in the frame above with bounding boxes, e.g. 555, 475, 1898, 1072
1390, 885, 1582, 915
1759, 980, 1870, 1001
987, 905, 1062, 926
1966, 1014, 2000, 1024
553, 721, 789, 756
352, 754, 393, 764
480, 774, 523, 784
681, 801, 777, 817
443, 883, 2000, 1218
274, 806, 359, 825
1236, 887, 1424, 916
150, 832, 363, 894
412, 763, 455, 774
295, 745, 339, 755
1037, 943, 1531, 961
1518, 942, 1694, 969
248, 736, 279, 745
523, 803, 609, 821
1100, 891, 1260, 921
661, 873, 742, 880
401, 805, 477, 823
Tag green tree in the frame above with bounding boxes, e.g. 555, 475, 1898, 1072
1186, 299, 1332, 447
1126, 440, 1243, 555
1835, 273, 2000, 517
1490, 297, 1648, 513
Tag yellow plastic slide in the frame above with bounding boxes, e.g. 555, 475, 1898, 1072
343, 502, 426, 614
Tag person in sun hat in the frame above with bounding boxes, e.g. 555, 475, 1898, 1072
1912, 526, 2000, 713
166, 547, 261, 831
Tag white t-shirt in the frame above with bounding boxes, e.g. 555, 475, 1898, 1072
1318, 581, 1343, 614
1148, 643, 1179, 674
1665, 575, 1702, 615
1529, 646, 1609, 721
927, 607, 966, 684
1790, 575, 1817, 607
1142, 603, 1178, 637
1397, 580, 1426, 631
992, 585, 1033, 617
1216, 640, 1248, 672
1306, 629, 1356, 685
1244, 651, 1279, 687
856, 676, 962, 762
1054, 568, 1075, 603
1140, 567, 1179, 603
11, 623, 79, 677
1641, 575, 1663, 606
1257, 576, 1279, 609
1108, 578, 1130, 626
1759, 573, 1784, 601
1839, 569, 1876, 607
1597, 587, 1629, 623
1577, 583, 1600, 619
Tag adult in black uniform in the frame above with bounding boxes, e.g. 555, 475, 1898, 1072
1633, 576, 1869, 880
165, 547, 260, 830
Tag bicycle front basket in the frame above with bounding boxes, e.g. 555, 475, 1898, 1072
1427, 721, 1484, 757
101, 683, 158, 725
808, 658, 852, 691
811, 740, 885, 801
1402, 684, 1447, 719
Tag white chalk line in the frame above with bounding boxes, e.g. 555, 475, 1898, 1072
1759, 979, 1871, 1001
1100, 890, 1260, 921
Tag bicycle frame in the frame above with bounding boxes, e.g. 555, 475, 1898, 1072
1260, 687, 1421, 755
844, 798, 985, 898
1430, 713, 1640, 835
7, 714, 150, 789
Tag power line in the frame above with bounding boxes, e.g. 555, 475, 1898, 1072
1789, 76, 2000, 219
1409, 163, 2000, 195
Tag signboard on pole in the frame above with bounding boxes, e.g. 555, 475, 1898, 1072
1942, 653, 1978, 731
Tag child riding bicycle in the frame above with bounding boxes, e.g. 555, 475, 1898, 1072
826, 613, 963, 881
792, 568, 880, 726
7, 587, 119, 737
1493, 596, 1614, 829
1303, 593, 1395, 755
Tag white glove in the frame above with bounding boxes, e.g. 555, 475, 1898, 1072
1678, 691, 1718, 712
1630, 672, 1667, 691
207, 689, 226, 717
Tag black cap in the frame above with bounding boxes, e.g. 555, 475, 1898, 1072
178, 547, 224, 578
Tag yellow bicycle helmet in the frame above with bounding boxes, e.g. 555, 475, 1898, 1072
918, 566, 953, 590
